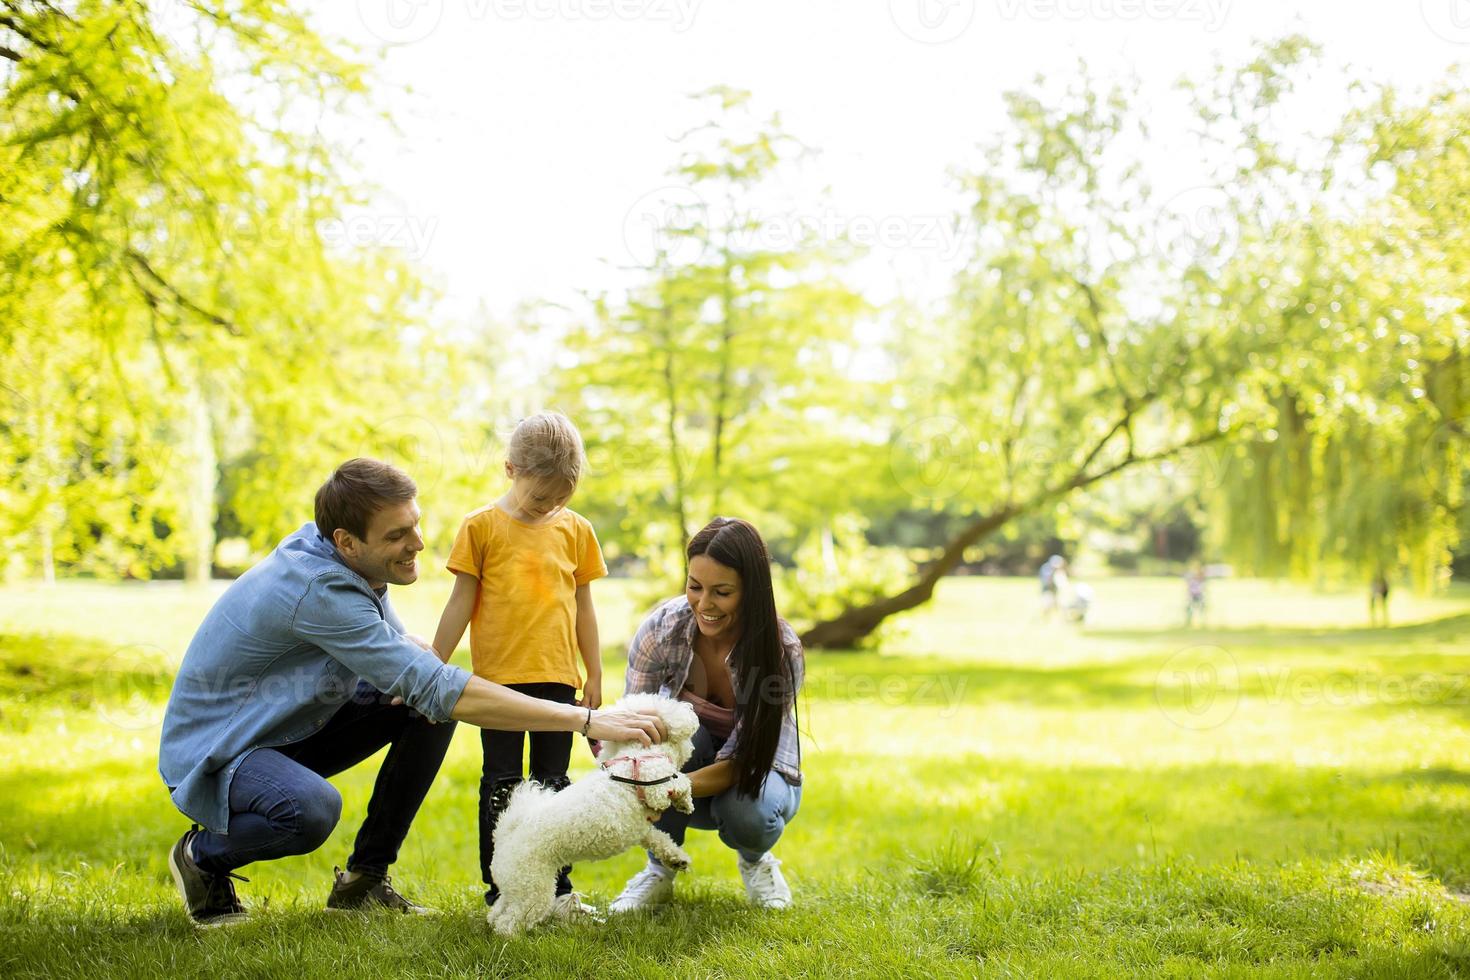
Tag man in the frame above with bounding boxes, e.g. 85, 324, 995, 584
158, 458, 664, 926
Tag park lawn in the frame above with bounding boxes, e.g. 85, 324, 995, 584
1, 576, 1469, 977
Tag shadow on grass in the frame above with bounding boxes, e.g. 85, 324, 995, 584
0, 632, 171, 726
1086, 611, 1470, 648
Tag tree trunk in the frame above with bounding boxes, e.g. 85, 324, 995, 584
659, 305, 690, 545
183, 374, 216, 585
711, 249, 735, 514
36, 351, 59, 585
800, 506, 1019, 649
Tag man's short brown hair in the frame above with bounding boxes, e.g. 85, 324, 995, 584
314, 458, 417, 542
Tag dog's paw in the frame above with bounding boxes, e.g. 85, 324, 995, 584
673, 793, 695, 814
664, 849, 691, 872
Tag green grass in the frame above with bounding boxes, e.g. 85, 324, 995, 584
2, 576, 1469, 977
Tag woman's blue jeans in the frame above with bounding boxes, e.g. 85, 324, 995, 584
650, 725, 802, 865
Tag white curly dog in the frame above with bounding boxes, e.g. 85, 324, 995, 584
486, 693, 701, 935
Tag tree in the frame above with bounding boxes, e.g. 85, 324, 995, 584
556, 88, 873, 590
1, 0, 429, 580
1203, 78, 1470, 588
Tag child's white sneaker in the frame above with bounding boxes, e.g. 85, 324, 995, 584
549, 891, 604, 924
738, 853, 791, 909
608, 863, 675, 912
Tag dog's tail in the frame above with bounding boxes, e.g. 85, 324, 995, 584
494, 780, 555, 842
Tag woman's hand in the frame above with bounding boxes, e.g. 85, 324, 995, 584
586, 707, 667, 746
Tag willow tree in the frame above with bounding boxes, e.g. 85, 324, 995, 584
800, 44, 1336, 648
1, 0, 427, 580
1205, 80, 1470, 589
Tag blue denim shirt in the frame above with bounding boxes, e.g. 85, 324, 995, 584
158, 522, 471, 832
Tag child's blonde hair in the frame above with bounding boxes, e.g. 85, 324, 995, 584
506, 411, 585, 487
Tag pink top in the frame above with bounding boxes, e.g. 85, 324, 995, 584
677, 689, 735, 741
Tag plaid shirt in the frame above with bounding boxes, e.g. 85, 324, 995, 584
624, 596, 804, 785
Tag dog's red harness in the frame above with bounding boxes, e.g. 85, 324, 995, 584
601, 752, 676, 808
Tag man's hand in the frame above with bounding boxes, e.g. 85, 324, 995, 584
586, 707, 667, 746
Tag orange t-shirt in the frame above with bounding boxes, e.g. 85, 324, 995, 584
446, 505, 607, 687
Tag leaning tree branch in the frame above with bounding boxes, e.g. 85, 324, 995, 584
799, 420, 1234, 649
125, 248, 242, 336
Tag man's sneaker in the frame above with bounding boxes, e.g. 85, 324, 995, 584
167, 829, 248, 927
549, 891, 605, 924
326, 867, 437, 914
608, 863, 675, 913
738, 853, 792, 909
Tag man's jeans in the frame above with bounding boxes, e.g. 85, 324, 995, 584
651, 725, 802, 865
190, 682, 456, 877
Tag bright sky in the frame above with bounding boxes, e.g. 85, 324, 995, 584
308, 1, 1469, 323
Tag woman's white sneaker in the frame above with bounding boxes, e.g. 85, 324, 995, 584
608, 864, 675, 912
738, 853, 791, 908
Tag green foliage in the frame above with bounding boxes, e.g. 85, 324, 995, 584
555, 87, 875, 580
1197, 70, 1470, 588
772, 514, 912, 640
0, 1, 429, 579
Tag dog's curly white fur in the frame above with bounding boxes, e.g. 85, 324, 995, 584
486, 693, 701, 935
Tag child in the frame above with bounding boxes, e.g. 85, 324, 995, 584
432, 411, 607, 922
1184, 564, 1207, 627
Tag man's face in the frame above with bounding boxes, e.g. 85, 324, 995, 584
334, 499, 424, 588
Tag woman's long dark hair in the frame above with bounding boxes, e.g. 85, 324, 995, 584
688, 517, 794, 798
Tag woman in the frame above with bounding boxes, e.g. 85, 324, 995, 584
609, 517, 804, 911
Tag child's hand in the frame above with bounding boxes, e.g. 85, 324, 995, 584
577, 681, 603, 710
